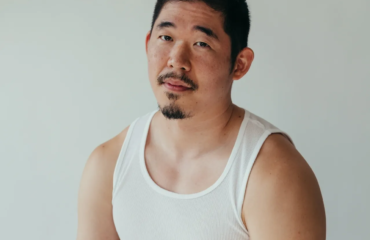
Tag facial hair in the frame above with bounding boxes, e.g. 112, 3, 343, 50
159, 103, 190, 120
157, 71, 197, 120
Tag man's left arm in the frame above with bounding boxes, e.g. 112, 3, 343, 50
243, 134, 326, 240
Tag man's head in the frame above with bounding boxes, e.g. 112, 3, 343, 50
145, 0, 254, 120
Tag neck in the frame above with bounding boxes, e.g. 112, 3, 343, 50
149, 103, 245, 161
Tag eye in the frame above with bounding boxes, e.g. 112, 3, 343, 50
159, 35, 173, 41
195, 42, 210, 48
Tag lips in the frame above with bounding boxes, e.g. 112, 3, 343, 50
164, 78, 192, 88
163, 78, 192, 92
164, 83, 191, 92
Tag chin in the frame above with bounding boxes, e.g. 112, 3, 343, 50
158, 102, 192, 120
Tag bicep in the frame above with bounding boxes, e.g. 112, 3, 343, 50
76, 146, 120, 240
244, 134, 326, 240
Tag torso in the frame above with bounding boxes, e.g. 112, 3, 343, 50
108, 108, 293, 236
142, 106, 251, 228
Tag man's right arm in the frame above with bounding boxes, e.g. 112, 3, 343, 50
76, 127, 129, 240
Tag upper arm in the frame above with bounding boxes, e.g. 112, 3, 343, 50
76, 128, 129, 240
244, 134, 326, 240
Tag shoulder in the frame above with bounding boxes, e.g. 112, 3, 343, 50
250, 133, 312, 188
242, 133, 326, 239
88, 126, 130, 168
84, 125, 130, 180
76, 126, 130, 240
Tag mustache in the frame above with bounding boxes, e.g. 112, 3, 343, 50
157, 72, 198, 91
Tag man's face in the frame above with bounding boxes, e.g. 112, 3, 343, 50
146, 1, 235, 119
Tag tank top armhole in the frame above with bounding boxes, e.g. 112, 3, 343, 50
235, 129, 277, 234
112, 118, 139, 204
236, 128, 295, 233
269, 129, 295, 147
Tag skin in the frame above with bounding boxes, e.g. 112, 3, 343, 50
77, 1, 326, 239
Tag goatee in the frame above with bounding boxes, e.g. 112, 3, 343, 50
159, 103, 189, 120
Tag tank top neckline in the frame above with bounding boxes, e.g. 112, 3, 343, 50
139, 108, 250, 199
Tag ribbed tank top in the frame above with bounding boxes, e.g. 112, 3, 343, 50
112, 108, 293, 240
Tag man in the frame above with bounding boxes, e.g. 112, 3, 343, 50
77, 0, 326, 239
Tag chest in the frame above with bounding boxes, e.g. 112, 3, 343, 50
143, 146, 230, 195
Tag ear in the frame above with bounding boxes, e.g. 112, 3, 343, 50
232, 47, 254, 80
145, 31, 151, 55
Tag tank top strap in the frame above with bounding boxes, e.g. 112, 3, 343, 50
112, 110, 157, 203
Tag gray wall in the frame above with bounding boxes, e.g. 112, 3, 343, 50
0, 0, 369, 239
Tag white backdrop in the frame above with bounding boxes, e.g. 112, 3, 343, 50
0, 0, 369, 239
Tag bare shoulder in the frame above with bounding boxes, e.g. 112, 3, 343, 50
243, 133, 326, 240
88, 126, 130, 168
76, 126, 130, 240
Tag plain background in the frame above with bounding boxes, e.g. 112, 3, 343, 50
1, 0, 369, 239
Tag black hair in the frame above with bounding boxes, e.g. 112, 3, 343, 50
150, 0, 251, 73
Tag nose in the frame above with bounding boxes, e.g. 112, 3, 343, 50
167, 42, 191, 71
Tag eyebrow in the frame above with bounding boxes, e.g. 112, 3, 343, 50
155, 21, 219, 41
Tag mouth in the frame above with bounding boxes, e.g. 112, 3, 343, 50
163, 78, 193, 92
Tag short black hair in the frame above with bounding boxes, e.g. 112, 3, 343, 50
150, 0, 251, 73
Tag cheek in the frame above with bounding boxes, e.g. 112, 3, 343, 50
148, 45, 169, 65
148, 48, 166, 79
147, 48, 171, 91
195, 54, 231, 88
197, 50, 229, 72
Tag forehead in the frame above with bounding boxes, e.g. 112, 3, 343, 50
155, 1, 225, 32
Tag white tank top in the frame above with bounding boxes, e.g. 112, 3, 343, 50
112, 108, 293, 239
